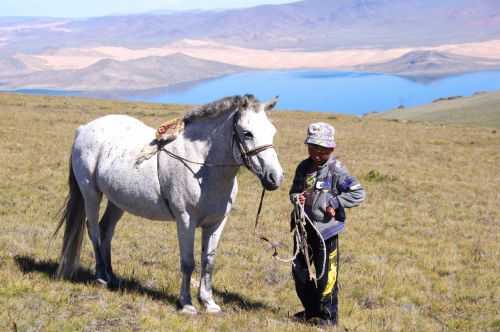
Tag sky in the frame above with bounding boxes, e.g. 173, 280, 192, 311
0, 0, 297, 18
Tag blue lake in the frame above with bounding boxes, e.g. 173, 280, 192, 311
10, 69, 500, 115
127, 70, 500, 115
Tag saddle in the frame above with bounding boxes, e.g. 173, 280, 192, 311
136, 118, 185, 165
155, 118, 185, 142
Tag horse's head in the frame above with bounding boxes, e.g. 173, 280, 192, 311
233, 95, 284, 190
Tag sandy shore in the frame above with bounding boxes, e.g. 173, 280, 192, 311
22, 39, 500, 71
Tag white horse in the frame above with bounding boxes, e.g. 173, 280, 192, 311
55, 94, 283, 314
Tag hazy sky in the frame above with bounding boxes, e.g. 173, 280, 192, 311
0, 0, 298, 18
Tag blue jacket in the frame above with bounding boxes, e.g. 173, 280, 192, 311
289, 157, 365, 238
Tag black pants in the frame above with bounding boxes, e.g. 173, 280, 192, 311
292, 231, 339, 322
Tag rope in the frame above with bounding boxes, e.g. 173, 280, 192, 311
297, 202, 327, 280
160, 146, 240, 168
254, 188, 266, 230
253, 188, 296, 261
272, 229, 300, 263
258, 197, 327, 283
253, 192, 327, 283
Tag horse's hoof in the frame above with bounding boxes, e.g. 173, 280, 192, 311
180, 305, 198, 315
96, 274, 119, 288
205, 303, 222, 314
96, 277, 108, 286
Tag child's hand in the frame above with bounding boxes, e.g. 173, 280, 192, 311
325, 206, 336, 218
298, 192, 306, 205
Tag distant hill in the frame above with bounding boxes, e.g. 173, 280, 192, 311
1, 0, 500, 53
0, 53, 245, 91
0, 56, 31, 76
370, 91, 500, 128
356, 51, 500, 79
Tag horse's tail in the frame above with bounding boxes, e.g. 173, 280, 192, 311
54, 157, 86, 279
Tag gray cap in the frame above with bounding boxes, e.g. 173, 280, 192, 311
304, 122, 336, 148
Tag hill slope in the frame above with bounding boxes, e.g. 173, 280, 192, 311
0, 53, 245, 91
0, 92, 498, 331
356, 51, 500, 78
372, 90, 500, 127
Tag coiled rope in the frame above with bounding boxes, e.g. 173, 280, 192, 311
254, 191, 327, 283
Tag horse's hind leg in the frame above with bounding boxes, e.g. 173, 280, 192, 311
80, 187, 107, 285
99, 200, 124, 286
199, 217, 227, 313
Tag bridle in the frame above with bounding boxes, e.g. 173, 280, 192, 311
230, 112, 278, 252
158, 111, 275, 171
231, 112, 275, 173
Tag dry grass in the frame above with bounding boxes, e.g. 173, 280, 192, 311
0, 92, 499, 331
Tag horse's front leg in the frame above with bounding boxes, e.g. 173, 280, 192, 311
176, 213, 197, 315
199, 217, 227, 313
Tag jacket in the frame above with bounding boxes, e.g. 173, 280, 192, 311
289, 156, 365, 239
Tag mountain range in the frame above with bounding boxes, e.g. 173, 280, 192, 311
1, 0, 500, 91
1, 0, 500, 54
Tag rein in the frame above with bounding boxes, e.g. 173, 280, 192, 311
159, 143, 239, 167
157, 138, 274, 169
252, 188, 294, 262
253, 188, 288, 259
253, 188, 266, 230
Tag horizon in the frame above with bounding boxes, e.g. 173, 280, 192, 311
0, 0, 297, 18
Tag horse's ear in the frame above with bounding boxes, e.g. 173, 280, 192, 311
264, 96, 279, 111
240, 95, 249, 109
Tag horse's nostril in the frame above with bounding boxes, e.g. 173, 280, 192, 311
269, 172, 277, 184
267, 171, 283, 187
269, 173, 275, 182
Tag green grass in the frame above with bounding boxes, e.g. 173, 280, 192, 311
371, 90, 500, 128
1, 92, 499, 331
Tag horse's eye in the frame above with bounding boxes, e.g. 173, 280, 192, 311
243, 131, 254, 139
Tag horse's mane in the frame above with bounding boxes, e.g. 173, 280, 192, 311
183, 94, 259, 123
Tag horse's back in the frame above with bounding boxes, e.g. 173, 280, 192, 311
72, 115, 172, 220
72, 114, 149, 171
75, 114, 152, 145
73, 114, 153, 159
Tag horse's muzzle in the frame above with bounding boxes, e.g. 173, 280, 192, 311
261, 170, 283, 191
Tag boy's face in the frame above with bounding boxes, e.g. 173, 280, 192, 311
307, 144, 334, 166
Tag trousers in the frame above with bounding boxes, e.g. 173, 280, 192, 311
292, 230, 339, 322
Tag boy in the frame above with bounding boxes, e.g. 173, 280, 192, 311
289, 122, 365, 326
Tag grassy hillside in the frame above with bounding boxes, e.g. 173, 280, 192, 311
372, 90, 500, 128
0, 92, 499, 331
